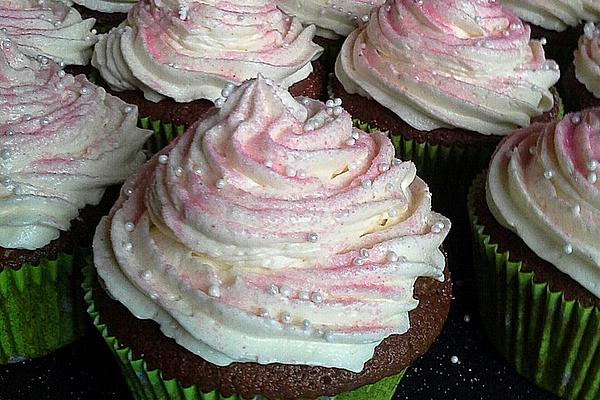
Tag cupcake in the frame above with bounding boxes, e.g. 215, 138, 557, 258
499, 0, 600, 67
276, 0, 385, 67
562, 22, 600, 111
0, 32, 151, 363
468, 108, 599, 399
91, 0, 325, 129
0, 0, 97, 66
333, 0, 561, 240
86, 76, 452, 400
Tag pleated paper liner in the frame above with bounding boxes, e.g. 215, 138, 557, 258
82, 265, 405, 400
0, 249, 87, 363
467, 173, 600, 400
139, 117, 185, 155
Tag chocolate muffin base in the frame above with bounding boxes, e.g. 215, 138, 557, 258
0, 185, 120, 271
95, 60, 327, 128
560, 62, 600, 112
471, 173, 599, 309
91, 261, 451, 399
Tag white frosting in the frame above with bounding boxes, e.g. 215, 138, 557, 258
0, 0, 97, 66
71, 0, 136, 13
277, 0, 385, 38
500, 0, 600, 31
574, 22, 600, 98
94, 76, 450, 372
487, 110, 600, 299
0, 33, 152, 250
92, 0, 323, 103
335, 0, 560, 135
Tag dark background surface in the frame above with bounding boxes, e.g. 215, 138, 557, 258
0, 258, 559, 400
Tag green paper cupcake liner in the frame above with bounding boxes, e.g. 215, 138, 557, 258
0, 249, 87, 363
139, 117, 186, 155
467, 173, 600, 400
82, 265, 405, 400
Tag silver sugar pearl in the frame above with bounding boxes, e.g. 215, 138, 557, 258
310, 292, 323, 303
281, 312, 292, 324
258, 308, 269, 317
280, 285, 292, 298
386, 251, 399, 263
208, 285, 221, 298
299, 291, 310, 300
302, 319, 311, 330
431, 221, 445, 234
268, 284, 279, 295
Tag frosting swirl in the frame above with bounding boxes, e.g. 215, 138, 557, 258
487, 109, 600, 299
0, 0, 97, 66
94, 76, 450, 372
335, 0, 560, 135
574, 22, 600, 99
499, 0, 600, 32
277, 0, 385, 38
0, 33, 152, 250
92, 0, 323, 103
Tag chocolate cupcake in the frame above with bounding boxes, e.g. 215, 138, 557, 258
333, 0, 561, 260
91, 0, 325, 131
499, 0, 599, 68
0, 0, 97, 66
562, 22, 600, 111
468, 108, 600, 399
87, 76, 452, 400
0, 32, 151, 363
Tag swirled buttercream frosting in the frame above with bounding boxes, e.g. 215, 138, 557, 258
0, 0, 97, 66
487, 109, 600, 299
92, 0, 323, 103
0, 33, 152, 250
277, 0, 385, 38
335, 0, 560, 135
574, 22, 600, 98
499, 0, 600, 32
94, 76, 450, 372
